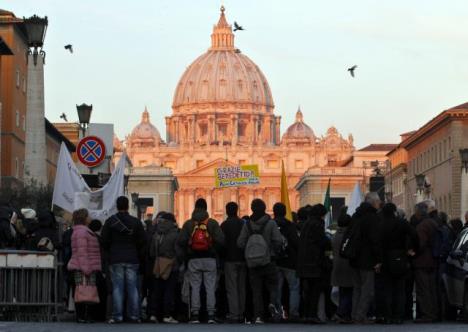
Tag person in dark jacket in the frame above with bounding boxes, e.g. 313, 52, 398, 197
381, 203, 419, 324
273, 202, 300, 322
0, 206, 15, 249
297, 203, 331, 324
449, 218, 463, 238
331, 207, 353, 323
350, 192, 383, 323
412, 201, 439, 323
177, 199, 225, 324
149, 212, 179, 324
28, 210, 60, 251
101, 196, 146, 324
221, 202, 247, 323
237, 199, 284, 324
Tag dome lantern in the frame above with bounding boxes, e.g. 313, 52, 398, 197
210, 6, 235, 51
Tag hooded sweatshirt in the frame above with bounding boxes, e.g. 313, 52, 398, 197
150, 217, 179, 259
237, 213, 284, 259
177, 209, 225, 260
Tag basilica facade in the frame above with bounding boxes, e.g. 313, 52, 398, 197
115, 7, 362, 222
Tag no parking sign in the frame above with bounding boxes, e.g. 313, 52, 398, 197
77, 136, 106, 168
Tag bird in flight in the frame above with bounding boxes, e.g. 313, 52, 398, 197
233, 21, 244, 32
64, 44, 73, 53
348, 65, 357, 77
60, 113, 68, 122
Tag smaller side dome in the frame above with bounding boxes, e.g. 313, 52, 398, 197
282, 107, 315, 141
128, 107, 162, 148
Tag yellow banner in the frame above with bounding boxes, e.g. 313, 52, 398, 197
214, 164, 260, 188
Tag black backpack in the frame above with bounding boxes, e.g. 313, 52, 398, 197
340, 218, 362, 260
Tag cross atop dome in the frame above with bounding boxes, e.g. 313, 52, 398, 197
296, 106, 304, 123
210, 6, 235, 51
142, 106, 150, 123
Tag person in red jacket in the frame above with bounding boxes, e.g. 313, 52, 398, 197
68, 208, 102, 323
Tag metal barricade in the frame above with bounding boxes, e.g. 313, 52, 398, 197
0, 250, 61, 322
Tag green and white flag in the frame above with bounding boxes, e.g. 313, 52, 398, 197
323, 178, 332, 228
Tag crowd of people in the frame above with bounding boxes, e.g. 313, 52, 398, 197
1, 194, 468, 325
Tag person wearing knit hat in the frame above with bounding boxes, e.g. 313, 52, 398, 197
237, 198, 285, 324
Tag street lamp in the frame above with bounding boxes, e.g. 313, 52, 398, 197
131, 192, 139, 207
415, 173, 425, 191
23, 15, 48, 65
460, 149, 468, 173
76, 103, 93, 137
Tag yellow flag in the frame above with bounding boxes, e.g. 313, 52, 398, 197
281, 160, 293, 221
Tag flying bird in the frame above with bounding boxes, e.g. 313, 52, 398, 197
60, 113, 68, 122
233, 21, 244, 32
348, 65, 357, 77
64, 44, 73, 53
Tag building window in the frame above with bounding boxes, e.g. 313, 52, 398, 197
199, 124, 208, 137
218, 123, 227, 137
16, 69, 20, 88
238, 123, 246, 137
15, 110, 20, 127
295, 160, 304, 169
22, 116, 26, 131
267, 160, 279, 169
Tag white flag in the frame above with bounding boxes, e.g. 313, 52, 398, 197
52, 143, 126, 221
347, 182, 363, 216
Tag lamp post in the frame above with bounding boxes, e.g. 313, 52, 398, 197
76, 103, 93, 137
415, 173, 426, 203
460, 149, 468, 219
23, 15, 48, 185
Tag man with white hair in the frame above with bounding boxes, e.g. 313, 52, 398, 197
349, 192, 383, 323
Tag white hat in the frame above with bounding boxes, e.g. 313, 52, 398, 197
21, 208, 36, 220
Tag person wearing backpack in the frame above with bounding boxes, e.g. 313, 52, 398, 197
237, 199, 284, 324
177, 199, 225, 324
101, 196, 147, 324
273, 202, 300, 322
412, 201, 439, 323
297, 204, 331, 324
380, 203, 419, 324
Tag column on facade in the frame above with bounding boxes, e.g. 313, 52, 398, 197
252, 115, 258, 144
188, 189, 195, 212
191, 115, 196, 143
208, 115, 215, 144
207, 189, 213, 217
248, 189, 254, 206
178, 190, 185, 225
231, 114, 238, 146
275, 116, 281, 145
230, 188, 237, 204
165, 117, 171, 143
174, 118, 179, 143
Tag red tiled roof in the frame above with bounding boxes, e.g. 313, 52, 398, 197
358, 144, 398, 152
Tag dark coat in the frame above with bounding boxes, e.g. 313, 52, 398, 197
150, 218, 179, 259
381, 215, 419, 272
297, 217, 331, 279
101, 211, 147, 265
221, 216, 245, 262
275, 216, 299, 270
412, 217, 438, 269
331, 227, 353, 287
28, 211, 60, 250
177, 210, 225, 261
350, 203, 383, 270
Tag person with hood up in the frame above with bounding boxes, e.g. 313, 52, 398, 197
149, 212, 180, 324
237, 199, 284, 324
101, 196, 146, 324
177, 198, 225, 324
297, 204, 331, 324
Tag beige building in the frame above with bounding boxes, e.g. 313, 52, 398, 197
386, 102, 468, 218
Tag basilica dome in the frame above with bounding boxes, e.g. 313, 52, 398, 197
283, 108, 316, 141
172, 6, 274, 113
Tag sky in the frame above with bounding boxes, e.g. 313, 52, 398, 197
6, 0, 468, 148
